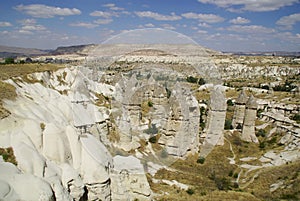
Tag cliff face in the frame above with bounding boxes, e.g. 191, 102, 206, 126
0, 67, 151, 201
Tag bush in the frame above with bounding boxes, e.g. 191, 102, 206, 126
257, 129, 266, 137
200, 122, 206, 130
149, 135, 157, 143
5, 57, 14, 64
227, 99, 234, 106
292, 113, 300, 123
215, 177, 230, 191
186, 76, 198, 83
268, 137, 277, 144
145, 124, 158, 135
197, 156, 205, 164
236, 123, 243, 130
261, 85, 269, 90
186, 188, 195, 195
259, 141, 266, 149
257, 109, 264, 118
147, 101, 153, 107
165, 87, 171, 98
198, 78, 206, 85
224, 119, 233, 130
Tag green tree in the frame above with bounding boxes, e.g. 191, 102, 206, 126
5, 57, 14, 64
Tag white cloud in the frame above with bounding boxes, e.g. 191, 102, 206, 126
160, 24, 176, 30
198, 22, 211, 28
276, 13, 300, 30
198, 30, 208, 34
22, 24, 46, 31
94, 19, 113, 25
198, 0, 299, 12
103, 3, 115, 7
145, 23, 155, 27
0, 22, 12, 27
90, 11, 119, 18
15, 4, 81, 18
69, 22, 98, 28
227, 25, 275, 34
18, 19, 36, 26
135, 11, 181, 21
229, 17, 250, 24
16, 18, 48, 34
102, 3, 124, 11
182, 12, 224, 23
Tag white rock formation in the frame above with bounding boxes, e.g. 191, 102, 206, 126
111, 155, 152, 201
0, 67, 152, 201
200, 85, 227, 157
232, 89, 248, 129
242, 95, 259, 143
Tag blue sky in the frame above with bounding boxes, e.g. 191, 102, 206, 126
0, 0, 299, 51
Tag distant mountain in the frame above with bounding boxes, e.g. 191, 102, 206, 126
227, 51, 300, 57
0, 45, 49, 58
50, 44, 96, 56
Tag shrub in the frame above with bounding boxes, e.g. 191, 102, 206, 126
292, 113, 300, 123
160, 149, 168, 158
232, 182, 239, 188
261, 85, 269, 90
224, 119, 233, 130
198, 77, 206, 85
257, 109, 264, 118
257, 129, 266, 137
268, 137, 277, 144
165, 88, 171, 98
149, 135, 157, 143
186, 76, 198, 83
200, 122, 206, 130
259, 141, 266, 149
147, 101, 153, 107
236, 123, 243, 130
197, 156, 205, 164
186, 188, 195, 195
145, 124, 158, 135
227, 99, 234, 106
215, 177, 230, 191
5, 57, 14, 64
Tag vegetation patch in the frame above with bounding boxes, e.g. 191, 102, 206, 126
0, 147, 17, 165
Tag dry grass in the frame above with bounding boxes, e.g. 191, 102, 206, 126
0, 63, 64, 118
0, 147, 17, 165
0, 63, 63, 80
150, 129, 300, 201
245, 161, 300, 201
194, 89, 210, 101
152, 141, 248, 200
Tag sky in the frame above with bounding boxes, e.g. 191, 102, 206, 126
0, 0, 299, 52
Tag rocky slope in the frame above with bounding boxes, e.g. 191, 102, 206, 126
0, 44, 299, 200
0, 67, 151, 201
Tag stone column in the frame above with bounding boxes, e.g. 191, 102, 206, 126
200, 85, 227, 157
232, 89, 248, 129
241, 95, 259, 143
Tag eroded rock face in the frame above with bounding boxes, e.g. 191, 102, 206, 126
0, 160, 55, 201
111, 155, 152, 201
159, 82, 200, 157
0, 67, 152, 201
232, 89, 248, 129
200, 85, 226, 157
242, 95, 259, 143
